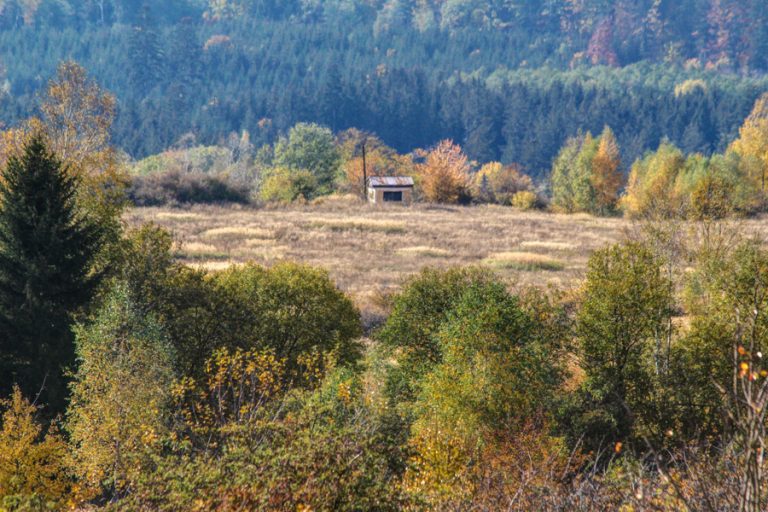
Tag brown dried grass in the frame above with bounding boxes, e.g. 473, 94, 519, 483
126, 203, 629, 315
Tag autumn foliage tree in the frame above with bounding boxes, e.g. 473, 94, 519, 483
0, 62, 128, 242
730, 92, 768, 208
551, 127, 623, 215
621, 142, 687, 218
336, 129, 415, 196
471, 161, 535, 205
417, 140, 471, 204
590, 127, 623, 215
67, 284, 174, 499
0, 387, 73, 510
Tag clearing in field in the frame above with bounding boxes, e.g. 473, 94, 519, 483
126, 201, 768, 317
127, 201, 628, 312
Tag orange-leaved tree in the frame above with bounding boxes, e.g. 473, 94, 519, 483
590, 126, 624, 215
337, 129, 415, 196
418, 139, 471, 204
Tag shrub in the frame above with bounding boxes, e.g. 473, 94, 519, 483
259, 167, 318, 203
511, 190, 538, 210
401, 279, 564, 508
0, 387, 73, 511
128, 170, 250, 206
472, 162, 534, 205
563, 241, 674, 452
378, 267, 496, 385
212, 262, 363, 374
119, 364, 402, 512
273, 123, 341, 193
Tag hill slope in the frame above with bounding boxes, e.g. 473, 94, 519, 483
2, 0, 768, 176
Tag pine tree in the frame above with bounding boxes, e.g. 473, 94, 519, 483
0, 135, 103, 414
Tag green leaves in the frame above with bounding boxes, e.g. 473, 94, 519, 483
273, 123, 342, 195
67, 284, 174, 498
571, 241, 674, 450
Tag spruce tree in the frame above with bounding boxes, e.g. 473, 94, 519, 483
0, 135, 103, 414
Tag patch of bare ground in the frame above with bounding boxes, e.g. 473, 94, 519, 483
126, 199, 634, 316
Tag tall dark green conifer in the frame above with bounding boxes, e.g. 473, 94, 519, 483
0, 136, 103, 413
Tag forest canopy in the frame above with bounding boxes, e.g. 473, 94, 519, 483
1, 0, 768, 178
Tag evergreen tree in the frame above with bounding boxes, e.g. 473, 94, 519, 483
127, 4, 165, 94
0, 136, 103, 414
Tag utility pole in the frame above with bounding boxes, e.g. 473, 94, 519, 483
362, 138, 368, 200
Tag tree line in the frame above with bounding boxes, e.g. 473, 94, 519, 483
2, 1, 768, 176
125, 82, 768, 223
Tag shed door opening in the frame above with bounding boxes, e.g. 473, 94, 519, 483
383, 191, 403, 202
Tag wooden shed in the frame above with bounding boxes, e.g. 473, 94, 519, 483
366, 177, 414, 205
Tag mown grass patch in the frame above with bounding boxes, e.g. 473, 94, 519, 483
201, 226, 275, 241
155, 211, 204, 222
396, 246, 451, 258
306, 219, 406, 234
193, 260, 236, 272
175, 242, 230, 261
520, 241, 577, 252
483, 252, 565, 272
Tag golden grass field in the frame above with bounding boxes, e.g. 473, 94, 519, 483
126, 196, 768, 319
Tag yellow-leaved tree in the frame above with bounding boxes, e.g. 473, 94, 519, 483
729, 92, 768, 209
471, 161, 535, 205
590, 126, 624, 215
621, 142, 687, 218
67, 285, 174, 499
418, 139, 471, 204
0, 387, 73, 509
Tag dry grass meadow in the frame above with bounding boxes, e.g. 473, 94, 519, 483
125, 197, 629, 316
126, 196, 768, 320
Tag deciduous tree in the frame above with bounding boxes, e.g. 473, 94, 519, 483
68, 284, 174, 499
418, 140, 471, 204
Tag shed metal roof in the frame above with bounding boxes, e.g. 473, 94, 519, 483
368, 176, 415, 188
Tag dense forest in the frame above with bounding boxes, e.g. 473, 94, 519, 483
2, 0, 768, 177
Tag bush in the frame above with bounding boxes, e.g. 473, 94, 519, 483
67, 285, 175, 499
118, 363, 403, 512
396, 278, 565, 508
212, 262, 363, 374
472, 162, 534, 205
133, 259, 363, 383
259, 167, 318, 203
564, 241, 674, 452
511, 190, 538, 210
128, 170, 250, 206
273, 123, 341, 193
0, 387, 73, 510
377, 267, 497, 386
